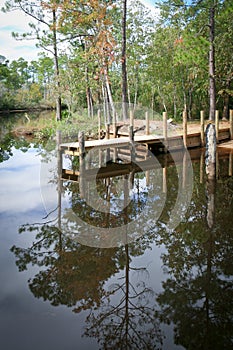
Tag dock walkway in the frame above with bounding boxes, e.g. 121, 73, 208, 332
60, 121, 231, 155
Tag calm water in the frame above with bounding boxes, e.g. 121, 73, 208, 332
0, 114, 233, 350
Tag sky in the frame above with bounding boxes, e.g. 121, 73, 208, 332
0, 0, 157, 63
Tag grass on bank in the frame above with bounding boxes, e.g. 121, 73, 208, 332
12, 110, 100, 142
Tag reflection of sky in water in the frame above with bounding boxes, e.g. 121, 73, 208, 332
0, 147, 44, 214
0, 146, 98, 350
0, 145, 190, 350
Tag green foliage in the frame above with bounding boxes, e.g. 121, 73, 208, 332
1, 0, 233, 118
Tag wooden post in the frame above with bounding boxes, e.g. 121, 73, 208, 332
230, 109, 233, 140
145, 111, 150, 135
205, 124, 216, 229
78, 131, 86, 198
78, 131, 85, 157
106, 123, 110, 140
215, 110, 219, 143
205, 123, 216, 179
98, 109, 101, 140
216, 151, 219, 179
200, 110, 205, 147
163, 167, 167, 193
183, 110, 187, 149
200, 150, 204, 184
146, 170, 150, 186
56, 130, 62, 231
229, 153, 232, 177
129, 109, 134, 142
113, 110, 117, 138
182, 151, 187, 189
106, 147, 111, 164
163, 111, 168, 152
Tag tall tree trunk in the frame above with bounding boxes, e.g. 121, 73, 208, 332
85, 41, 93, 119
122, 0, 128, 121
209, 5, 216, 121
85, 67, 93, 119
222, 93, 229, 120
103, 65, 116, 122
53, 9, 62, 121
133, 64, 139, 111
222, 78, 231, 119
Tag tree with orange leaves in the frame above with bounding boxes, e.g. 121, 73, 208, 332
58, 0, 117, 120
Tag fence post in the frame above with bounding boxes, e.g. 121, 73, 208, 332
200, 110, 205, 147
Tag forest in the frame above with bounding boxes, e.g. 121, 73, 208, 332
0, 0, 232, 122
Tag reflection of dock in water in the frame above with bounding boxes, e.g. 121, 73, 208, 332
59, 147, 233, 184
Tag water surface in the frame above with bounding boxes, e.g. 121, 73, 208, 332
0, 115, 232, 350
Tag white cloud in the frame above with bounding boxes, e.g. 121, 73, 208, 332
0, 0, 39, 62
137, 0, 160, 18
0, 0, 159, 63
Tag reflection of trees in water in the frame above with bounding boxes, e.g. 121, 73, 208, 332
12, 224, 124, 309
11, 221, 163, 349
83, 244, 163, 349
0, 133, 32, 162
11, 152, 233, 349
155, 164, 233, 350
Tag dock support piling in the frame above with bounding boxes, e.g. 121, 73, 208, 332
230, 109, 233, 140
129, 110, 134, 143
183, 110, 187, 149
106, 124, 110, 139
205, 123, 216, 179
78, 131, 86, 198
113, 110, 117, 138
78, 131, 85, 157
200, 110, 205, 147
145, 111, 150, 135
200, 150, 204, 184
163, 111, 168, 152
56, 130, 62, 230
98, 109, 101, 140
215, 110, 219, 143
229, 153, 232, 177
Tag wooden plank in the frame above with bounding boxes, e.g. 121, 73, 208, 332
63, 150, 80, 156
59, 126, 231, 154
218, 140, 233, 150
60, 137, 131, 152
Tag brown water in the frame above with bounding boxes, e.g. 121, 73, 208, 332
0, 115, 233, 350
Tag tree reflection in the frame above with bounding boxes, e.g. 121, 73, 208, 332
12, 223, 124, 309
83, 243, 163, 349
11, 220, 163, 349
156, 162, 233, 350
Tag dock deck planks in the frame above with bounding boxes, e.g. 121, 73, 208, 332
59, 124, 231, 155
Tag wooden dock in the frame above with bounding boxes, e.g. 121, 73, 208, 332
59, 124, 231, 156
58, 117, 233, 183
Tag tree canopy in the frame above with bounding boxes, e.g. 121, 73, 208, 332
0, 0, 232, 120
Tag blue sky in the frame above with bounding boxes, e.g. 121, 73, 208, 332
0, 0, 157, 62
